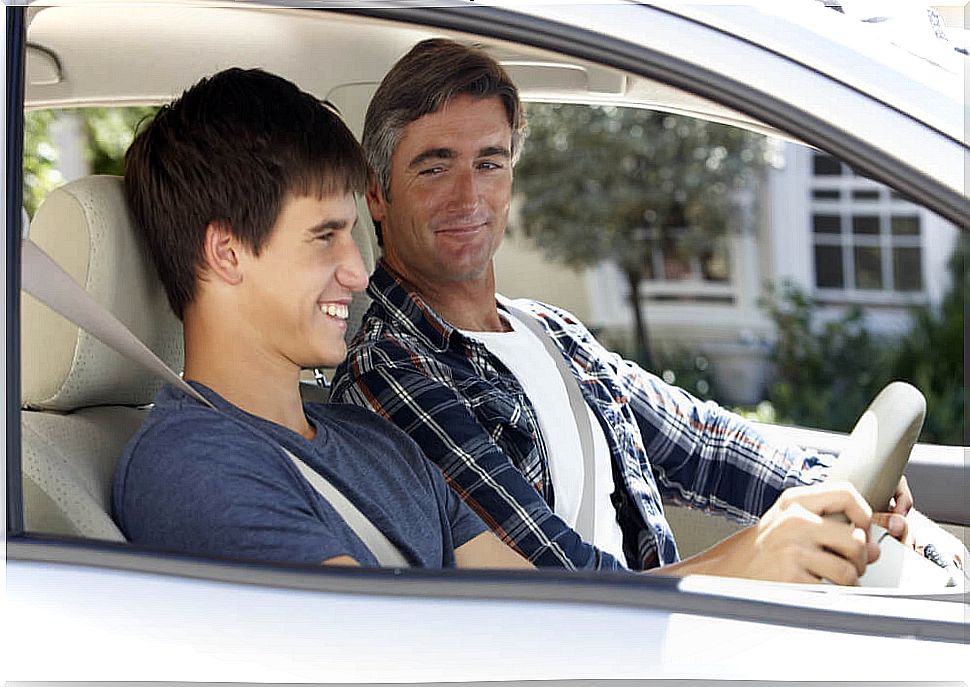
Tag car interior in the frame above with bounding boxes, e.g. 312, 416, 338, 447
13, 3, 967, 585
19, 3, 768, 557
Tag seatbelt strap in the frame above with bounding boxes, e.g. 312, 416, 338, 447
499, 297, 597, 543
282, 446, 408, 567
21, 238, 409, 568
21, 239, 212, 408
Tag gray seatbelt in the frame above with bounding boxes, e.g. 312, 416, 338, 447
499, 297, 597, 543
21, 238, 409, 568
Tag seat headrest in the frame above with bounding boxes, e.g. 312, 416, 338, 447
22, 175, 183, 411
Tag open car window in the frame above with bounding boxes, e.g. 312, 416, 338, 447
6, 3, 968, 682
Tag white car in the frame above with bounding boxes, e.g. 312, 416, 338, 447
5, 2, 968, 683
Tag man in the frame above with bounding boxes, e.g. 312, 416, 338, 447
331, 39, 913, 583
112, 67, 530, 570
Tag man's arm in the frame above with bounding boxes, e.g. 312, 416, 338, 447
455, 532, 535, 569
334, 346, 625, 571
323, 555, 361, 566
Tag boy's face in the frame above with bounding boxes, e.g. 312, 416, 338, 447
237, 192, 367, 369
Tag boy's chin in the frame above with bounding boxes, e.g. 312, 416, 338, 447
302, 348, 347, 371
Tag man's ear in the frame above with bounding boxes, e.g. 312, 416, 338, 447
201, 221, 244, 285
365, 176, 387, 223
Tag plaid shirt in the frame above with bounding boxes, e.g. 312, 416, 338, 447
332, 262, 833, 571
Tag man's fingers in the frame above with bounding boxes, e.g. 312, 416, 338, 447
891, 475, 914, 515
804, 547, 862, 586
782, 482, 873, 529
812, 519, 869, 575
872, 511, 910, 544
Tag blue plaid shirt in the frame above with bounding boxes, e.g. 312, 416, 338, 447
332, 262, 833, 571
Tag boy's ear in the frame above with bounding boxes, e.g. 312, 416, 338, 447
201, 221, 244, 285
365, 176, 387, 223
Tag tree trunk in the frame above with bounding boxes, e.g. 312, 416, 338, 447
625, 270, 654, 370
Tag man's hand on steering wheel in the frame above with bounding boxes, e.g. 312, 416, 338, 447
871, 475, 914, 546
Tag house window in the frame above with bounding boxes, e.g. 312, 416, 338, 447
642, 226, 731, 284
810, 153, 923, 297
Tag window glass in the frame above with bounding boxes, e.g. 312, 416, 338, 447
508, 103, 962, 447
814, 245, 845, 288
851, 215, 880, 235
813, 214, 841, 234
853, 246, 884, 289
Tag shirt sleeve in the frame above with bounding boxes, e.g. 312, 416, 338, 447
333, 341, 626, 571
590, 337, 834, 522
115, 411, 366, 565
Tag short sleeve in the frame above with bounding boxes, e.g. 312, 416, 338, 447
431, 460, 489, 551
114, 411, 363, 566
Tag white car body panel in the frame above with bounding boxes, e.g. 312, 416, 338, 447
6, 557, 968, 682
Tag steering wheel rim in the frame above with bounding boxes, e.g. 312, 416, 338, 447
825, 381, 926, 512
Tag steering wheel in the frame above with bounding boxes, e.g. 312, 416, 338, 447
821, 382, 963, 589
825, 381, 925, 513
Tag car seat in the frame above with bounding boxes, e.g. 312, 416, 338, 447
21, 175, 182, 540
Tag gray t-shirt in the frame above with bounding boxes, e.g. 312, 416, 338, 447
112, 383, 487, 567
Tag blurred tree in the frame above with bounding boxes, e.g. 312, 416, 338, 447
23, 106, 158, 216
514, 104, 769, 368
23, 109, 60, 216
760, 281, 893, 433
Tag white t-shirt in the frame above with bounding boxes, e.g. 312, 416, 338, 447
462, 312, 628, 567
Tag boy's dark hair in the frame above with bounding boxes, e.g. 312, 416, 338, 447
125, 67, 369, 319
362, 39, 526, 245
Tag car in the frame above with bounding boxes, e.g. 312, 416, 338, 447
5, 1, 968, 682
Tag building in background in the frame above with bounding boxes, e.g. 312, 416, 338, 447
497, 141, 960, 405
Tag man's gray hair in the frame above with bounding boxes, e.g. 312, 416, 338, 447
363, 39, 526, 209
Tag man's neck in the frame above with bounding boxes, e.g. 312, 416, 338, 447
182, 306, 314, 440
386, 259, 509, 333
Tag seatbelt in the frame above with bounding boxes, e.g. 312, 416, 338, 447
21, 238, 409, 568
499, 297, 597, 544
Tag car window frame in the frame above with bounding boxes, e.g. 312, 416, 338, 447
4, 2, 967, 645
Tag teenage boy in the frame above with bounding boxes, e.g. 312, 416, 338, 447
112, 68, 531, 570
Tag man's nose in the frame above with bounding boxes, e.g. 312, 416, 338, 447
335, 239, 369, 292
450, 166, 479, 212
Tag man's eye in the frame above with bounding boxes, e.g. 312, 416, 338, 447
418, 166, 445, 176
478, 161, 503, 170
316, 232, 334, 243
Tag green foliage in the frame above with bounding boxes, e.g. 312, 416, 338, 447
23, 106, 158, 216
652, 344, 720, 402
760, 236, 966, 445
760, 281, 894, 433
80, 106, 159, 176
602, 332, 720, 402
23, 110, 61, 217
886, 234, 966, 445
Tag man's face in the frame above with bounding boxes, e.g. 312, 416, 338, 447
237, 192, 367, 368
368, 95, 513, 287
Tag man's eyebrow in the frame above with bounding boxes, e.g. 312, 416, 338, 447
408, 148, 455, 169
478, 145, 510, 159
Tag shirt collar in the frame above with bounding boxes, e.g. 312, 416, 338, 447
367, 260, 458, 352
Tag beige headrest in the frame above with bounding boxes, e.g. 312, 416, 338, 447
22, 175, 183, 411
